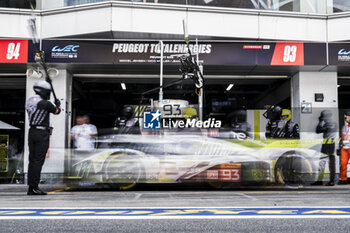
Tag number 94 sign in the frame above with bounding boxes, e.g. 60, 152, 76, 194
0, 40, 28, 63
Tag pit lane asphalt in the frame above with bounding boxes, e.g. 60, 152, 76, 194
1, 183, 350, 208
2, 219, 350, 233
2, 184, 350, 233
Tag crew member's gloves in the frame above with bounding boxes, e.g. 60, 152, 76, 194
55, 99, 61, 108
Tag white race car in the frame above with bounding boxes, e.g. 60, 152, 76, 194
69, 134, 329, 190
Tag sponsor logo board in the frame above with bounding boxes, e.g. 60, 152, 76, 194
37, 40, 326, 66
51, 45, 80, 59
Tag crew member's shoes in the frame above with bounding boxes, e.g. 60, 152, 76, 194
326, 181, 335, 186
338, 180, 348, 185
27, 187, 47, 195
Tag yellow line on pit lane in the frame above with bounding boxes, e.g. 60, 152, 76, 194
48, 187, 71, 194
2, 208, 350, 219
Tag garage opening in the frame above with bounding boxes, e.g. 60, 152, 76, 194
338, 78, 350, 126
0, 76, 26, 184
71, 76, 291, 132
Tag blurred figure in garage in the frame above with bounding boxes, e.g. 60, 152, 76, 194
316, 110, 337, 186
230, 109, 251, 139
114, 106, 141, 134
71, 115, 97, 152
281, 109, 300, 139
265, 105, 287, 139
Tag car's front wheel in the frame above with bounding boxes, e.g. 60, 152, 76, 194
102, 152, 144, 190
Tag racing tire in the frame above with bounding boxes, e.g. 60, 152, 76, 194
274, 151, 313, 186
102, 152, 144, 190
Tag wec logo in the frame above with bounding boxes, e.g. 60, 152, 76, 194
338, 49, 350, 55
52, 45, 80, 52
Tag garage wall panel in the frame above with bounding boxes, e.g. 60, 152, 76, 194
259, 15, 327, 41
41, 7, 112, 38
187, 11, 259, 39
0, 11, 35, 39
328, 15, 350, 42
112, 6, 187, 36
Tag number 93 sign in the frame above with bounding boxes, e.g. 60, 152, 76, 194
154, 99, 189, 118
0, 40, 28, 63
271, 43, 304, 66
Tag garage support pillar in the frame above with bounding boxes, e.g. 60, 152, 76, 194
291, 71, 338, 140
24, 68, 72, 182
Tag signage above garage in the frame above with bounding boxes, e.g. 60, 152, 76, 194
7, 39, 350, 67
25, 40, 327, 66
0, 40, 28, 63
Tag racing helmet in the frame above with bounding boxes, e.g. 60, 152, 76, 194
282, 109, 292, 121
344, 110, 350, 117
264, 105, 282, 121
33, 81, 51, 100
183, 107, 197, 120
123, 105, 134, 119
320, 110, 332, 121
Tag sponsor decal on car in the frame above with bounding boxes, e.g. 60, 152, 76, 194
206, 170, 219, 180
219, 164, 241, 182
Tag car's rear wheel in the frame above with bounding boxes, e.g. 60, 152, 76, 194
274, 151, 313, 185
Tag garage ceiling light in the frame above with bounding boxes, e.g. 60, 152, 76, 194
121, 83, 126, 90
226, 84, 234, 91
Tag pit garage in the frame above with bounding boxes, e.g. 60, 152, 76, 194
71, 75, 291, 132
0, 75, 26, 184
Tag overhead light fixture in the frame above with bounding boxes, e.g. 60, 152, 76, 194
47, 68, 59, 78
337, 85, 341, 88
121, 83, 126, 90
26, 68, 43, 79
226, 84, 234, 91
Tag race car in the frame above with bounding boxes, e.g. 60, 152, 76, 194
68, 134, 330, 190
